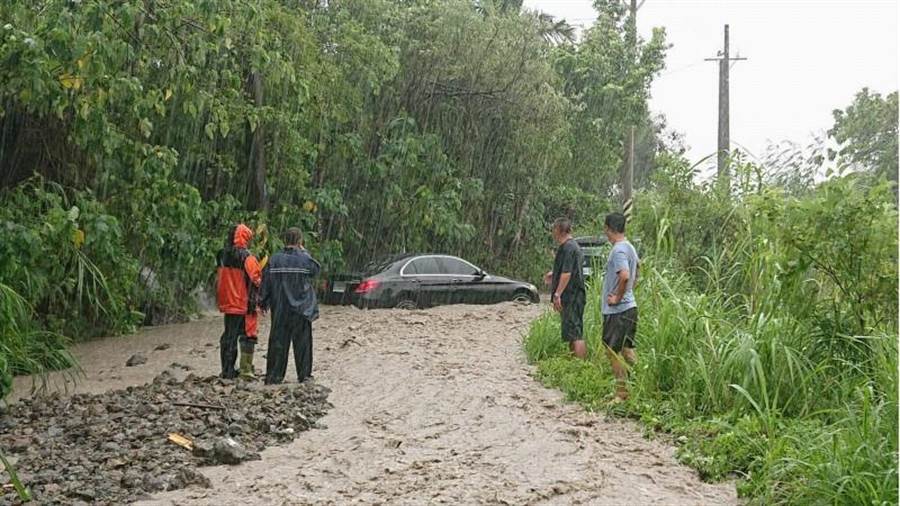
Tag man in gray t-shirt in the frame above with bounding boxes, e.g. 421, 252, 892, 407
601, 212, 639, 402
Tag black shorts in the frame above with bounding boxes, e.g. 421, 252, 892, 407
560, 295, 585, 343
602, 307, 638, 352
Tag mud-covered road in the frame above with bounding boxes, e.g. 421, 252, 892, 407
12, 303, 736, 505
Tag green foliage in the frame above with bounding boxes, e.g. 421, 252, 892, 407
0, 447, 31, 501
630, 154, 739, 280
339, 116, 480, 258
0, 179, 140, 337
525, 171, 899, 504
552, 0, 668, 195
0, 0, 660, 280
829, 88, 899, 185
0, 0, 661, 284
0, 282, 77, 399
773, 178, 898, 344
0, 0, 669, 399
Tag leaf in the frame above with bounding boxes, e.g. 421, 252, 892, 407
59, 73, 83, 90
164, 89, 173, 101
139, 118, 153, 139
204, 122, 216, 140
0, 449, 31, 501
72, 229, 85, 248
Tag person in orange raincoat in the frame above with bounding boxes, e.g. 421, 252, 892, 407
216, 224, 262, 379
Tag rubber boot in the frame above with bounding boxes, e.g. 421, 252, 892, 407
239, 342, 256, 380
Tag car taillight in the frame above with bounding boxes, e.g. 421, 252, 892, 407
355, 278, 380, 294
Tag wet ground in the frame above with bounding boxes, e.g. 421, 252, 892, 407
9, 303, 736, 505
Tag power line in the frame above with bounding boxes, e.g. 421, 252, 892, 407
658, 60, 705, 77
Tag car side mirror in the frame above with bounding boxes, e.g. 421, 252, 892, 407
475, 269, 486, 279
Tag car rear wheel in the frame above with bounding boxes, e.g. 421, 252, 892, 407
512, 291, 534, 304
395, 298, 419, 310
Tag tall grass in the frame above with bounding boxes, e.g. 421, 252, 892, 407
0, 282, 79, 399
526, 264, 897, 503
524, 179, 898, 504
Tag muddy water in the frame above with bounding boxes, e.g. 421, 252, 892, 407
12, 303, 736, 505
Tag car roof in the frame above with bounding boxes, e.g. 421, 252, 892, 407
574, 236, 607, 247
381, 252, 466, 261
366, 253, 468, 272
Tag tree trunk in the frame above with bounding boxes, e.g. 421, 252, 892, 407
248, 71, 268, 212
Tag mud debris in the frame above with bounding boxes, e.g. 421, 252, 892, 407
0, 368, 330, 505
125, 354, 148, 367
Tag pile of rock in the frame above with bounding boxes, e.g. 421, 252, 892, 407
0, 368, 331, 505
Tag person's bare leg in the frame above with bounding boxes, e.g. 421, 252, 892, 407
570, 340, 588, 359
622, 347, 637, 366
605, 347, 629, 400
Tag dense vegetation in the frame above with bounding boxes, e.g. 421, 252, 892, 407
0, 0, 669, 389
0, 0, 897, 502
525, 154, 898, 503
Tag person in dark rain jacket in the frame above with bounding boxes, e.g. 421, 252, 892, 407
260, 227, 320, 384
216, 224, 263, 379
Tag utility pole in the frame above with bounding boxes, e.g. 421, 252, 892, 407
623, 0, 644, 222
705, 24, 746, 184
624, 125, 634, 221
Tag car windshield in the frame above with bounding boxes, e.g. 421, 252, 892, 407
580, 245, 610, 268
575, 236, 606, 247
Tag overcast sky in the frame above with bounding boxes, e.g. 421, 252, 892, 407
523, 0, 899, 171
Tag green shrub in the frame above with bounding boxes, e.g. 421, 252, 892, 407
0, 282, 77, 399
0, 179, 141, 338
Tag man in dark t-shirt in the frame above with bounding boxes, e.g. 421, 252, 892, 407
543, 217, 587, 359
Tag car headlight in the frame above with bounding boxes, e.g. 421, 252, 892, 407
527, 284, 537, 292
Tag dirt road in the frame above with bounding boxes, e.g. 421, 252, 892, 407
13, 303, 736, 505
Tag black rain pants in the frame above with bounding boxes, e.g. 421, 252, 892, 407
265, 310, 313, 384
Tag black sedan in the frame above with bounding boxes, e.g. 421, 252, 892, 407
333, 254, 539, 309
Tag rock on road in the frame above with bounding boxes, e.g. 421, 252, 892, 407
13, 303, 736, 505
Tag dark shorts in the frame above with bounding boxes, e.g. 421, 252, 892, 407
561, 295, 586, 343
602, 307, 638, 352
